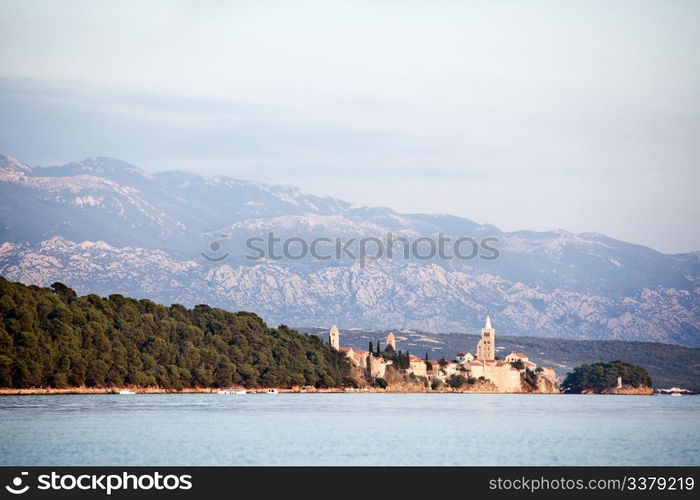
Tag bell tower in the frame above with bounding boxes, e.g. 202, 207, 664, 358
329, 324, 340, 350
476, 315, 495, 361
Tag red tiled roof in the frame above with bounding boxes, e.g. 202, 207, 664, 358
340, 347, 353, 353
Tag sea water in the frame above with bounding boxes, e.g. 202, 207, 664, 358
0, 393, 698, 466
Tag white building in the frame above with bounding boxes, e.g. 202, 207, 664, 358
456, 352, 474, 364
504, 351, 537, 371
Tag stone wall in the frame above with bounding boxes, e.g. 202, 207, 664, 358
469, 362, 521, 392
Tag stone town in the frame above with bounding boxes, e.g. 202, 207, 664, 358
328, 316, 557, 392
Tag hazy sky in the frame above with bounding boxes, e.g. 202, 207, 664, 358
1, 0, 699, 253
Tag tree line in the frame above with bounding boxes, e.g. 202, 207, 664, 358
0, 277, 351, 389
562, 360, 652, 393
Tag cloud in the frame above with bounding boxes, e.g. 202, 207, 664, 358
0, 78, 432, 173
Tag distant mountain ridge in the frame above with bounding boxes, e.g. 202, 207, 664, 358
1, 153, 698, 345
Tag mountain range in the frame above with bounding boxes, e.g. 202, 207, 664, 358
1, 153, 698, 346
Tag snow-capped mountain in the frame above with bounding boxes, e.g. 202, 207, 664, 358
1, 153, 698, 345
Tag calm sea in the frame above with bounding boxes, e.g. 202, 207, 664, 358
0, 393, 698, 466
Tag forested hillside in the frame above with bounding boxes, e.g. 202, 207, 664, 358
562, 361, 653, 393
0, 277, 350, 389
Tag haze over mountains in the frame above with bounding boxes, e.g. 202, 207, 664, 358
1, 153, 698, 346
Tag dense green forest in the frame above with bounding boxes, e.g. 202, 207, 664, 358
0, 277, 351, 389
562, 361, 652, 393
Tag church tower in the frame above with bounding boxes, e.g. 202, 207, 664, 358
476, 315, 495, 361
329, 324, 340, 350
386, 332, 396, 350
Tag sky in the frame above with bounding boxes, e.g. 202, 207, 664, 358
1, 0, 699, 253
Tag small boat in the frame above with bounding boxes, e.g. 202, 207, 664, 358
118, 389, 136, 395
670, 392, 681, 397
265, 388, 279, 394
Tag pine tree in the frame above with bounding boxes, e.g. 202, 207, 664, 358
369, 341, 373, 355
376, 341, 381, 356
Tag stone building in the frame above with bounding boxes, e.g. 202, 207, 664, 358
504, 352, 537, 371
333, 326, 388, 379
341, 348, 388, 378
429, 360, 462, 381
407, 354, 427, 377
367, 354, 388, 378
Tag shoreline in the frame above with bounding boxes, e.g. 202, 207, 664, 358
0, 386, 664, 397
0, 386, 558, 395
0, 386, 660, 396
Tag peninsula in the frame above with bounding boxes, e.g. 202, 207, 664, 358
329, 317, 559, 393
